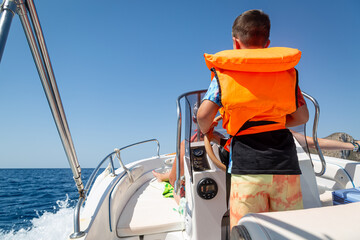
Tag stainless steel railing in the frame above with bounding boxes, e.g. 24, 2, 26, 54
302, 91, 326, 176
83, 138, 160, 198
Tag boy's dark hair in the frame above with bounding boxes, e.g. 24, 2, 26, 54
232, 10, 270, 48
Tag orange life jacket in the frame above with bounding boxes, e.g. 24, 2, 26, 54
204, 47, 301, 136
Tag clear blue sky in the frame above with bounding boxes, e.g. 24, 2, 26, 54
0, 0, 359, 168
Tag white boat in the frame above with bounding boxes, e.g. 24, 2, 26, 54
64, 90, 360, 240
1, 1, 360, 240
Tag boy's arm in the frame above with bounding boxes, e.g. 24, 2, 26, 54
197, 100, 220, 134
285, 104, 309, 127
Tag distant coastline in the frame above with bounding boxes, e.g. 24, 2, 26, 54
310, 132, 360, 161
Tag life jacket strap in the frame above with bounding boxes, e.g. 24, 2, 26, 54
237, 120, 278, 133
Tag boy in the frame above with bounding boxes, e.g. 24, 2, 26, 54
197, 9, 309, 229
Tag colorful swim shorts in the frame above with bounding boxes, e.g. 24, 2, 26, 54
229, 174, 303, 228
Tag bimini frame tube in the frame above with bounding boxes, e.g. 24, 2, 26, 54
1, 0, 85, 237
17, 0, 84, 194
0, 0, 17, 62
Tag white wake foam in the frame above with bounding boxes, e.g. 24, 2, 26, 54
0, 195, 76, 240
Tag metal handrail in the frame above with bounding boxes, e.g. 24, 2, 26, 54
83, 152, 116, 198
83, 138, 160, 197
302, 91, 326, 176
116, 138, 160, 157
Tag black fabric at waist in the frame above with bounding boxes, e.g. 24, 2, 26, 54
230, 129, 301, 175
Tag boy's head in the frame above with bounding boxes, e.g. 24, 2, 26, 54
232, 9, 270, 49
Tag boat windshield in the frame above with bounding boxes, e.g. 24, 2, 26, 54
183, 91, 228, 144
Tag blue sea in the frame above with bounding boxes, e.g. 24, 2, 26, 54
0, 168, 99, 240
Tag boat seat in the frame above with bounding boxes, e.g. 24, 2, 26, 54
116, 179, 184, 237
233, 202, 360, 240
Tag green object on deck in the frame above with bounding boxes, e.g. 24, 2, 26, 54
162, 182, 174, 198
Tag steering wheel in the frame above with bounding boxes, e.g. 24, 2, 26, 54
204, 116, 226, 172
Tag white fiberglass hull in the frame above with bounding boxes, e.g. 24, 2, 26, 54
68, 145, 360, 240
